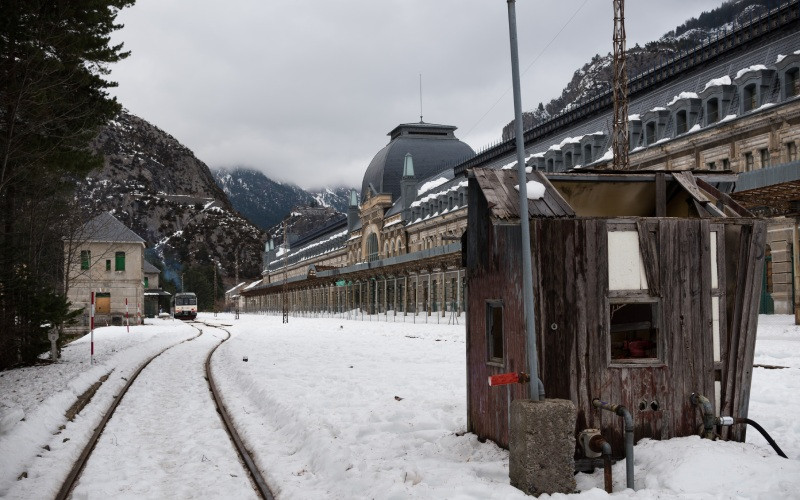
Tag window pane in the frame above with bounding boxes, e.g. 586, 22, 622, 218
486, 301, 504, 362
115, 251, 125, 271
80, 250, 90, 270
610, 302, 658, 360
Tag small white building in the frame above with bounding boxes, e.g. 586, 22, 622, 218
65, 212, 146, 326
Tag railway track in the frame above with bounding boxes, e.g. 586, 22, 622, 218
54, 321, 274, 500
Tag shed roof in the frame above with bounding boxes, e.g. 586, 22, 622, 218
79, 212, 145, 244
472, 168, 753, 221
471, 168, 574, 220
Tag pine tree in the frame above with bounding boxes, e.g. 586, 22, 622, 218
0, 0, 135, 369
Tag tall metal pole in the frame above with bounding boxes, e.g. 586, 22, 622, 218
612, 0, 629, 170
506, 0, 541, 400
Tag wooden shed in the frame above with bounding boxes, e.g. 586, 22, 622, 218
465, 167, 766, 455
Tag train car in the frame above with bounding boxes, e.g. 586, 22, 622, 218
174, 292, 198, 320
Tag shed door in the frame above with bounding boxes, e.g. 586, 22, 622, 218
96, 293, 111, 315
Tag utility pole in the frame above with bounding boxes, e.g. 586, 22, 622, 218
612, 0, 629, 170
506, 0, 541, 401
213, 259, 218, 317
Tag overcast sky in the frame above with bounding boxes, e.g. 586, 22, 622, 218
109, 0, 724, 190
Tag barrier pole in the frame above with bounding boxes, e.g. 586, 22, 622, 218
125, 298, 130, 333
90, 291, 95, 365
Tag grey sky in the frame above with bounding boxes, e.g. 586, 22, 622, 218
109, 1, 724, 190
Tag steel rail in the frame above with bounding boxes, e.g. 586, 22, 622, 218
55, 327, 204, 500
199, 321, 275, 500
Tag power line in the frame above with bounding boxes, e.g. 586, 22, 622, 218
462, 0, 591, 142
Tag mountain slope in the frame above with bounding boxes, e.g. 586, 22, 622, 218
213, 166, 352, 231
79, 112, 266, 286
503, 0, 774, 139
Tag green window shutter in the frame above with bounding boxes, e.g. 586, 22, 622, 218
80, 250, 91, 270
144, 277, 149, 288
115, 251, 125, 271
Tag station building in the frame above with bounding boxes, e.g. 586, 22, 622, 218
243, 2, 800, 319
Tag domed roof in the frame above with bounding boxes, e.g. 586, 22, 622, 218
361, 122, 474, 203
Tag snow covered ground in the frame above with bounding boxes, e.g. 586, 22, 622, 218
0, 313, 799, 499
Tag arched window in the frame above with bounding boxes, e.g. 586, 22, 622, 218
367, 233, 379, 262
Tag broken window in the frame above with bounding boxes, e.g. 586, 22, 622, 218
609, 300, 659, 361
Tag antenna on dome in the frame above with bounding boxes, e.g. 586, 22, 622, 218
419, 73, 423, 123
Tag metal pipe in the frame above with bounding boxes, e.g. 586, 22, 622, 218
592, 398, 634, 490
588, 434, 613, 493
690, 393, 718, 440
689, 393, 735, 440
506, 0, 541, 401
601, 441, 613, 494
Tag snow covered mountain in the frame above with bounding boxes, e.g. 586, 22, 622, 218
503, 0, 775, 139
213, 166, 353, 231
80, 112, 266, 286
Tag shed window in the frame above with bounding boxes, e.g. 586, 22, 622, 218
144, 277, 149, 289
609, 300, 659, 361
486, 300, 504, 364
115, 251, 125, 271
80, 250, 91, 270
106, 259, 111, 271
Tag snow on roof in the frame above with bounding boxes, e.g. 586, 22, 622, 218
649, 106, 667, 113
702, 75, 732, 91
417, 177, 449, 196
719, 114, 738, 124
628, 114, 641, 121
383, 218, 403, 228
776, 49, 800, 64
514, 180, 546, 200
598, 147, 613, 162
269, 229, 348, 267
735, 64, 768, 79
243, 279, 262, 291
226, 281, 247, 294
667, 92, 699, 106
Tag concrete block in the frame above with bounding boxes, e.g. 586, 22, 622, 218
509, 398, 577, 496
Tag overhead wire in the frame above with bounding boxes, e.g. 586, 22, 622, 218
462, 0, 591, 142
